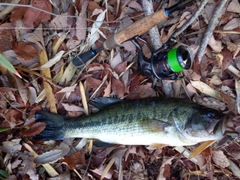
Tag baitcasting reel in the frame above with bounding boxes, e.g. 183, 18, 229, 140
131, 36, 192, 80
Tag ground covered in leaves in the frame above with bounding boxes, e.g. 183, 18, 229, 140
1, 0, 240, 179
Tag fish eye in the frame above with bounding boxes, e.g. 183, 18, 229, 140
207, 111, 215, 118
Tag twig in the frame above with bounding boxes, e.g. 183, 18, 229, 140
141, 0, 162, 49
197, 0, 227, 62
0, 2, 143, 24
172, 0, 209, 38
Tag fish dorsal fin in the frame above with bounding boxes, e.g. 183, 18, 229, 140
90, 97, 122, 110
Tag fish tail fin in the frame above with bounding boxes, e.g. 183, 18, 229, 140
33, 111, 66, 140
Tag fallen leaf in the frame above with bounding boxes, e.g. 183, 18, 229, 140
127, 84, 156, 99
23, 0, 52, 28
111, 78, 125, 98
87, 9, 106, 46
14, 76, 28, 105
76, 1, 88, 41
0, 24, 14, 53
22, 24, 45, 50
2, 139, 22, 153
0, 53, 21, 78
227, 0, 240, 14
212, 150, 230, 168
56, 84, 77, 94
10, 0, 30, 22
40, 50, 57, 113
13, 42, 38, 67
189, 140, 215, 159
110, 52, 122, 69
49, 13, 69, 29
208, 35, 223, 52
91, 165, 113, 180
34, 149, 65, 164
40, 50, 65, 69
191, 80, 221, 100
223, 18, 240, 30
28, 87, 37, 105
62, 103, 84, 112
61, 150, 86, 170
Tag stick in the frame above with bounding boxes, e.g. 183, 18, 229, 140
197, 0, 227, 62
142, 0, 162, 50
172, 0, 209, 38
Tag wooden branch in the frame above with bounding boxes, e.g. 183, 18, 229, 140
197, 0, 227, 62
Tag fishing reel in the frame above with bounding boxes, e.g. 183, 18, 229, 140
131, 36, 192, 80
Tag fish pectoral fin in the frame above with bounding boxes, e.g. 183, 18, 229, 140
148, 143, 168, 150
93, 140, 117, 148
90, 97, 122, 110
144, 120, 171, 133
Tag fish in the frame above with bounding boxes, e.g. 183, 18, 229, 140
34, 98, 228, 147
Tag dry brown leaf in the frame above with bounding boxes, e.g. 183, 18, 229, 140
40, 50, 57, 113
227, 0, 240, 14
13, 42, 38, 67
190, 81, 221, 100
128, 1, 142, 11
80, 81, 88, 115
103, 81, 111, 97
40, 50, 65, 69
28, 87, 37, 105
56, 84, 77, 94
91, 165, 113, 180
189, 140, 215, 159
23, 0, 52, 28
110, 52, 122, 69
23, 143, 59, 177
14, 76, 28, 105
61, 103, 84, 112
61, 150, 86, 170
111, 78, 125, 98
0, 24, 14, 53
208, 35, 223, 52
76, 1, 88, 41
212, 150, 230, 168
86, 77, 102, 91
10, 0, 30, 22
21, 24, 44, 49
223, 18, 240, 30
34, 149, 65, 164
127, 84, 156, 99
2, 139, 22, 153
49, 13, 69, 29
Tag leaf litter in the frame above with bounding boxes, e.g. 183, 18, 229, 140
0, 0, 240, 179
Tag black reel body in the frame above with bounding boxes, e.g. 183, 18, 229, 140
131, 36, 192, 80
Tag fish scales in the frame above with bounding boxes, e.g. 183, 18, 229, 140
65, 100, 174, 135
34, 98, 228, 147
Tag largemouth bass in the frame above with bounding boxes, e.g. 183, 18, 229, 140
34, 98, 228, 147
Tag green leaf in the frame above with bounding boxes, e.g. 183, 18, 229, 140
0, 53, 21, 78
0, 53, 17, 74
0, 128, 10, 133
0, 169, 9, 179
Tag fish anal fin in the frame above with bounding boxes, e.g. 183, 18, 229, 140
148, 143, 168, 150
93, 140, 117, 148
